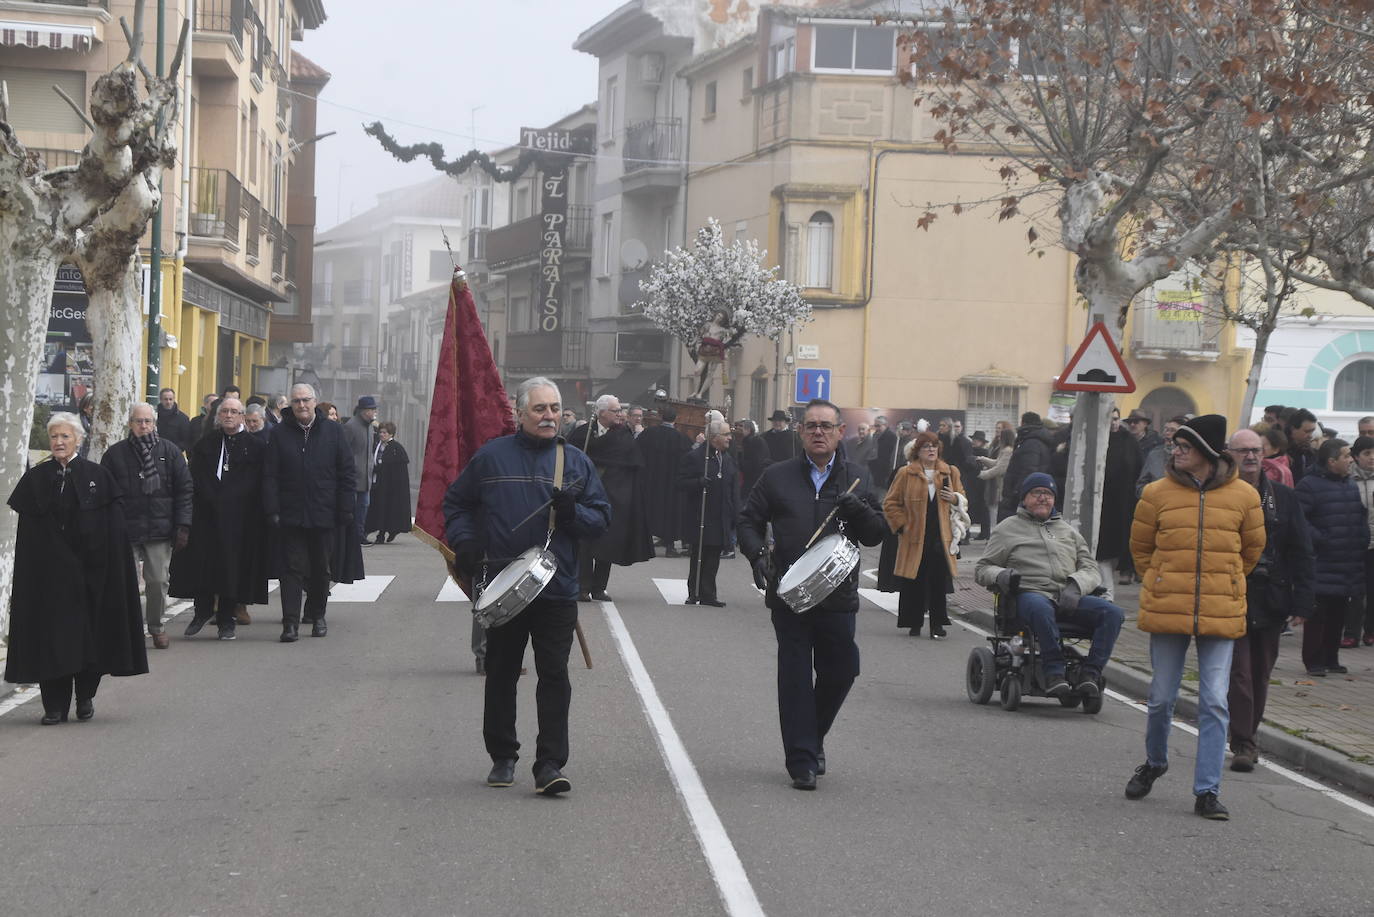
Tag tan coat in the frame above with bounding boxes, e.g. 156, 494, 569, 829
884, 459, 964, 580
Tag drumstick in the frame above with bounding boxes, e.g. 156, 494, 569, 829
804, 479, 861, 551
575, 620, 593, 669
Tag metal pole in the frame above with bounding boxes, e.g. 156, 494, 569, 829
694, 441, 709, 600
146, 0, 166, 401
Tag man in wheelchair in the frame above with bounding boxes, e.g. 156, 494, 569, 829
974, 473, 1125, 698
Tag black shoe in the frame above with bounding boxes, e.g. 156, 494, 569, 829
1306, 667, 1328, 677
790, 771, 817, 791
1075, 670, 1102, 698
534, 763, 571, 796
386, 532, 398, 543
217, 627, 236, 641
1327, 664, 1348, 674
487, 758, 516, 787
40, 711, 66, 725
312, 619, 327, 637
816, 752, 826, 777
700, 599, 727, 607
75, 699, 94, 721
280, 623, 299, 643
1194, 791, 1230, 820
577, 592, 593, 602
591, 592, 612, 602
929, 624, 947, 640
183, 615, 211, 637
1043, 672, 1071, 697
684, 597, 698, 605
1125, 762, 1168, 799
907, 627, 921, 637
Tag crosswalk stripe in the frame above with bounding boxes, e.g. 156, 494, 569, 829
858, 588, 899, 615
436, 578, 471, 603
324, 575, 395, 603
652, 577, 691, 606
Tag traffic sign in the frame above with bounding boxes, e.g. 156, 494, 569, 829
795, 368, 832, 403
1056, 322, 1135, 393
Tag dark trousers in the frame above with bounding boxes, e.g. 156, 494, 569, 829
354, 491, 370, 540
39, 670, 101, 717
1228, 624, 1281, 751
1303, 594, 1349, 670
279, 526, 332, 625
1015, 592, 1124, 677
194, 593, 237, 628
1346, 551, 1374, 640
771, 607, 860, 778
483, 598, 577, 770
687, 543, 722, 601
578, 548, 612, 596
967, 478, 989, 537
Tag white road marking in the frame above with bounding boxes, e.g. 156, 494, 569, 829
858, 588, 899, 614
321, 575, 395, 603
0, 686, 40, 717
435, 578, 471, 603
861, 567, 877, 581
652, 577, 692, 606
601, 601, 765, 917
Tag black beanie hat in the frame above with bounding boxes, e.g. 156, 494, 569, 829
1173, 414, 1227, 460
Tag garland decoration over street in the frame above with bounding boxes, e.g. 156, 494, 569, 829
364, 121, 541, 183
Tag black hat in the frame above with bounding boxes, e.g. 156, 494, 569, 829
1173, 414, 1227, 460
971, 430, 987, 443
769, 410, 790, 422
1126, 410, 1151, 424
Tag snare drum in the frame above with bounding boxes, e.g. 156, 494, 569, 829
776, 533, 861, 614
473, 546, 558, 628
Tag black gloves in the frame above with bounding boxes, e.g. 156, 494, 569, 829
551, 487, 578, 527
174, 526, 190, 552
995, 568, 1020, 593
454, 541, 484, 577
1059, 581, 1082, 612
751, 549, 775, 591
835, 492, 866, 521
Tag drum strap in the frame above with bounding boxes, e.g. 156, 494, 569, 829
547, 442, 565, 538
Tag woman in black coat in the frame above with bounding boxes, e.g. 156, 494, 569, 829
5, 412, 148, 724
365, 422, 412, 543
1295, 438, 1368, 677
1096, 408, 1143, 598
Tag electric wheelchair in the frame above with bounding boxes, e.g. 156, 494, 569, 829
964, 574, 1106, 714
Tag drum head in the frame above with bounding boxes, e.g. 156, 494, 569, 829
778, 534, 853, 593
475, 546, 545, 613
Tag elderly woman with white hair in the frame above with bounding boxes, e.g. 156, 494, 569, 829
5, 411, 148, 724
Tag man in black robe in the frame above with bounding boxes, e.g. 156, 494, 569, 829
761, 410, 802, 463
736, 419, 772, 500
638, 405, 693, 556
573, 394, 655, 600
677, 421, 740, 606
868, 415, 900, 497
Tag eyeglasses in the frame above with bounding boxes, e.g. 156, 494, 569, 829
290, 397, 315, 404
1173, 441, 1193, 454
219, 408, 244, 415
803, 421, 838, 432
1229, 447, 1262, 456
1026, 490, 1055, 500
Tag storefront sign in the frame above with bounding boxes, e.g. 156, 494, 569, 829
540, 165, 568, 332
520, 127, 594, 156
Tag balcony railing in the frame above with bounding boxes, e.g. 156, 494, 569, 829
339, 346, 372, 372
196, 0, 244, 46
487, 205, 593, 267
312, 281, 332, 304
276, 90, 290, 128
467, 227, 488, 263
340, 278, 375, 304
623, 118, 682, 173
282, 230, 296, 284
31, 0, 109, 7
243, 192, 261, 260
505, 329, 589, 373
1131, 298, 1221, 357
189, 167, 242, 245
31, 148, 81, 169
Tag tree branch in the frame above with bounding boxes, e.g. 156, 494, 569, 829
51, 85, 95, 132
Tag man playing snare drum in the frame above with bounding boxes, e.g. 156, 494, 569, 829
738, 398, 887, 790
444, 376, 611, 795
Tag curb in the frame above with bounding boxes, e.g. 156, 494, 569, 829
950, 596, 1374, 801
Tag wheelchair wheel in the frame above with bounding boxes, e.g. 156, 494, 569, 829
966, 647, 996, 705
999, 674, 1022, 711
1058, 693, 1082, 709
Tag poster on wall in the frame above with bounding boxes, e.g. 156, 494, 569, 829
42, 265, 93, 408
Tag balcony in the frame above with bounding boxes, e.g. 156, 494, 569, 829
243, 192, 261, 261
340, 278, 376, 304
622, 118, 683, 193
189, 167, 242, 246
280, 230, 296, 284
194, 0, 245, 77
487, 205, 592, 270
1130, 299, 1221, 360
505, 329, 589, 373
312, 281, 333, 305
339, 345, 372, 372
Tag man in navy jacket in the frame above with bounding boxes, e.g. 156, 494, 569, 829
445, 376, 611, 796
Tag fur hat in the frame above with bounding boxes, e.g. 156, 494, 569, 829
1173, 413, 1227, 460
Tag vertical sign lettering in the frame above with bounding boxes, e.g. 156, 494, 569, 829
540, 166, 568, 333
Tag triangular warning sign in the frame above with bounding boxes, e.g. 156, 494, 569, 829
1057, 321, 1135, 393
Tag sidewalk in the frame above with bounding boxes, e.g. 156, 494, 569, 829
949, 541, 1374, 799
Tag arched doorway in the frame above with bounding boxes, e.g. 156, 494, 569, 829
1138, 386, 1197, 429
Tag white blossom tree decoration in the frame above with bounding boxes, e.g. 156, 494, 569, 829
637, 218, 811, 401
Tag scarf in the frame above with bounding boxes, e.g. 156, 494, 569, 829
133, 430, 161, 494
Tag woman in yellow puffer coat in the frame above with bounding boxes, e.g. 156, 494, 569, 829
1124, 414, 1265, 822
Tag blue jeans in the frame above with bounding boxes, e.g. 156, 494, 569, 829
1015, 592, 1125, 677
1146, 634, 1235, 796
354, 490, 370, 540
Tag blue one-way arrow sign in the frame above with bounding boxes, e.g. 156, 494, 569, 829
795, 368, 831, 404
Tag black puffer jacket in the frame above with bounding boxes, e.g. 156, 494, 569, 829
1295, 469, 1369, 597
263, 412, 355, 529
155, 404, 192, 451
1247, 475, 1315, 628
737, 455, 887, 613
998, 424, 1056, 519
100, 436, 192, 544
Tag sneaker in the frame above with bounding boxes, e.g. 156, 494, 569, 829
533, 763, 571, 796
1194, 791, 1230, 820
1230, 747, 1255, 773
183, 615, 211, 637
486, 758, 516, 788
929, 623, 947, 640
1074, 670, 1102, 698
216, 627, 236, 641
1043, 671, 1071, 697
1125, 762, 1168, 799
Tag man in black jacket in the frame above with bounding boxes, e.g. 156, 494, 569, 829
101, 403, 193, 649
761, 410, 802, 463
678, 420, 740, 606
1225, 428, 1314, 772
738, 398, 887, 791
263, 383, 356, 641
997, 412, 1056, 521
155, 388, 191, 451
867, 415, 900, 497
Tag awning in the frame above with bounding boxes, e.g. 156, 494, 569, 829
0, 21, 96, 52
594, 367, 668, 403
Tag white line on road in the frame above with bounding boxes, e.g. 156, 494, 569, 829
600, 601, 766, 917
435, 578, 471, 603
651, 577, 692, 606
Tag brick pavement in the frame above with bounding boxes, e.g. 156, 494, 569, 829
950, 541, 1374, 790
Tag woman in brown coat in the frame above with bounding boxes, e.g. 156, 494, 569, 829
883, 431, 965, 639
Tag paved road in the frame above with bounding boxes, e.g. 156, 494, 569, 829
2, 538, 1373, 916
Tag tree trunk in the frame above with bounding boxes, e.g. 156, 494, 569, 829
1240, 305, 1281, 427
82, 259, 143, 461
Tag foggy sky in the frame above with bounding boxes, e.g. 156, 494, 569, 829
297, 0, 615, 230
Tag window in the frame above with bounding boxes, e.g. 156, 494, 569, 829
1334, 360, 1374, 412
735, 220, 749, 244
704, 81, 717, 117
769, 37, 795, 81
812, 25, 895, 74
513, 182, 531, 221
429, 251, 452, 282
249, 104, 259, 183
602, 76, 619, 142
511, 296, 531, 332
804, 211, 833, 289
600, 213, 615, 276
468, 186, 490, 227
742, 67, 754, 97
0, 67, 86, 132
961, 380, 1024, 436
